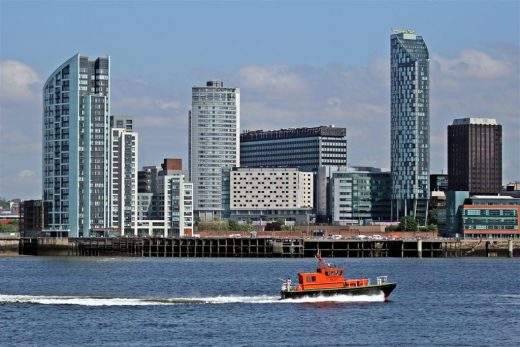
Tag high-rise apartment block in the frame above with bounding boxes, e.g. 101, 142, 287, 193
189, 81, 240, 221
110, 116, 138, 235
43, 54, 110, 237
448, 118, 502, 195
240, 126, 347, 171
390, 30, 430, 223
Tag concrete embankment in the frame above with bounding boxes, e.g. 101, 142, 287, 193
0, 238, 19, 256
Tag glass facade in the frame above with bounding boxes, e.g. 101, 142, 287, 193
390, 31, 430, 222
331, 170, 391, 225
461, 206, 520, 239
43, 54, 110, 237
240, 126, 347, 171
189, 81, 240, 221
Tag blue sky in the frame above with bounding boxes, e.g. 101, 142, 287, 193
1, 0, 519, 199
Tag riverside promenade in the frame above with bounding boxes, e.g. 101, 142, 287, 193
13, 236, 518, 258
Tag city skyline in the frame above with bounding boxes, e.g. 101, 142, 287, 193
1, 1, 519, 199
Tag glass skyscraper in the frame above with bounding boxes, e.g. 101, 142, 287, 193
43, 54, 110, 237
189, 81, 240, 221
390, 30, 430, 223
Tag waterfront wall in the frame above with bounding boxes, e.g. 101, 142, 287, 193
0, 238, 19, 256
17, 237, 519, 258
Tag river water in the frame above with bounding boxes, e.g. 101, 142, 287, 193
0, 257, 518, 346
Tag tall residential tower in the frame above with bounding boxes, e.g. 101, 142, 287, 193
390, 30, 430, 224
110, 116, 138, 236
43, 54, 110, 237
189, 81, 240, 221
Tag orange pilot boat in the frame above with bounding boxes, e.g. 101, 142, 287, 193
280, 253, 396, 300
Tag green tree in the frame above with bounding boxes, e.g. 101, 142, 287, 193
228, 219, 240, 231
0, 197, 10, 209
0, 221, 19, 234
399, 216, 418, 231
428, 209, 438, 225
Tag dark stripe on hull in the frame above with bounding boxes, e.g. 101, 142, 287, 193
280, 283, 396, 300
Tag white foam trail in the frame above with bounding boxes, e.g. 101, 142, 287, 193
280, 292, 386, 304
0, 292, 385, 306
0, 295, 172, 306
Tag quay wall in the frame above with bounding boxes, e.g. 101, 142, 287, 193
0, 238, 19, 256
17, 237, 520, 258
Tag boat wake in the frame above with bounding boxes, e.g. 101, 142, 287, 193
0, 292, 385, 306
281, 292, 385, 303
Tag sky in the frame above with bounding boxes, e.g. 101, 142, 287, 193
0, 0, 519, 200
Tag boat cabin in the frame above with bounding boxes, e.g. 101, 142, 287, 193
297, 265, 346, 289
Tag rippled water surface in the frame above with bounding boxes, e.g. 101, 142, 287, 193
0, 257, 518, 346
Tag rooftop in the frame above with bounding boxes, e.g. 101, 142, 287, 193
452, 118, 498, 126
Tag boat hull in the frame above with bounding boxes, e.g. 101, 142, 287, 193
280, 283, 396, 300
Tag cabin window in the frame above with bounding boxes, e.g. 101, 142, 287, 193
306, 276, 312, 282
312, 276, 316, 282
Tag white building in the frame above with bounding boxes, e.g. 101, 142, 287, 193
110, 116, 138, 236
136, 160, 193, 237
229, 167, 313, 224
189, 80, 240, 222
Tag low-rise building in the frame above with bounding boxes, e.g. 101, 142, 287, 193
19, 200, 50, 237
461, 195, 520, 239
330, 168, 391, 225
229, 167, 313, 224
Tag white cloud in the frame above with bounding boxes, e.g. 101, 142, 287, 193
239, 65, 308, 96
431, 50, 512, 80
0, 60, 41, 103
157, 100, 181, 110
17, 169, 36, 178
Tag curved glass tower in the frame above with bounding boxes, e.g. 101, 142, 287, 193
390, 30, 430, 224
42, 54, 110, 237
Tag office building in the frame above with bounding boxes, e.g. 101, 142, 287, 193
330, 168, 391, 225
110, 116, 138, 236
448, 118, 502, 195
189, 81, 240, 221
461, 196, 520, 239
443, 191, 470, 236
390, 30, 430, 224
228, 167, 313, 224
240, 126, 347, 171
43, 54, 110, 237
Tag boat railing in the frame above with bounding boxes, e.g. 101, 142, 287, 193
281, 279, 295, 292
376, 276, 388, 285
